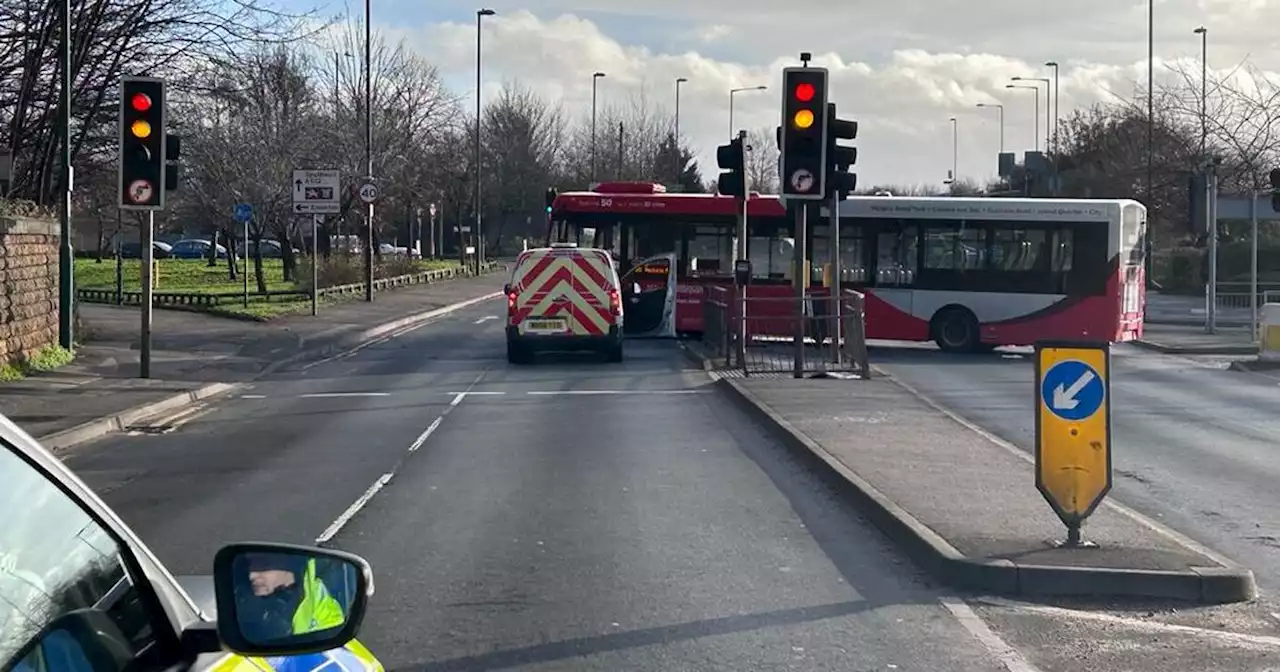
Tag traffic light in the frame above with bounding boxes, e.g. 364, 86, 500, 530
118, 76, 166, 210
1270, 168, 1280, 212
716, 135, 745, 198
779, 67, 829, 201
825, 103, 857, 199
545, 187, 557, 213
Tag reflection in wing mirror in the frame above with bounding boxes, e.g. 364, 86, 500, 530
212, 542, 373, 657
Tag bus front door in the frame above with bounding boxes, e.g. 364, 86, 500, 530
620, 253, 677, 338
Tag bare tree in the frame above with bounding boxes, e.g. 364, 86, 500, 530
745, 126, 778, 194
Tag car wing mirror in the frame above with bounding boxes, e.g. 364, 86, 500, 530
210, 542, 374, 657
503, 283, 512, 295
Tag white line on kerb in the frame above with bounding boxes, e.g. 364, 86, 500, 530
939, 597, 1043, 672
408, 417, 443, 452
524, 389, 710, 396
315, 473, 393, 544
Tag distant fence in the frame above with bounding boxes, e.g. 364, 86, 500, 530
77, 261, 505, 307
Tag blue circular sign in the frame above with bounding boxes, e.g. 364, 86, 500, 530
234, 203, 253, 223
1040, 359, 1105, 421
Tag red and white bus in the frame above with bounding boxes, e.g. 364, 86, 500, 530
548, 182, 1146, 351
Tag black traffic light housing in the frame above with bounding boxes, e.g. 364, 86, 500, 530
165, 133, 181, 192
825, 102, 858, 199
779, 67, 829, 201
118, 76, 167, 210
716, 134, 746, 198
545, 187, 557, 213
1270, 168, 1280, 212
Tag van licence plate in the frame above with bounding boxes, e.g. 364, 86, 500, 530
523, 318, 567, 334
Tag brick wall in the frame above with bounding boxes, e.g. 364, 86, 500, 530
0, 216, 59, 363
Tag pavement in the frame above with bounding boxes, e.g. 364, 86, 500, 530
1145, 291, 1253, 328
54, 300, 1280, 670
708, 370, 1253, 602
1133, 322, 1257, 355
0, 268, 507, 444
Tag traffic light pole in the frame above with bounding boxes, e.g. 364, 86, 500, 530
140, 212, 154, 378
793, 202, 807, 379
829, 191, 841, 366
737, 130, 748, 369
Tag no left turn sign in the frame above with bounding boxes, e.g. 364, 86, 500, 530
789, 169, 815, 193
127, 179, 154, 204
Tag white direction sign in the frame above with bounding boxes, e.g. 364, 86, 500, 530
357, 182, 379, 204
292, 169, 340, 214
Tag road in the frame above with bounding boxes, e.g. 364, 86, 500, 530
874, 341, 1280, 600
60, 302, 1280, 670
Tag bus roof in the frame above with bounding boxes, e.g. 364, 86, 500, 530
551, 182, 1144, 220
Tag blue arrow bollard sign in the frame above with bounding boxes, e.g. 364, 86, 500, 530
234, 203, 253, 223
1039, 359, 1105, 422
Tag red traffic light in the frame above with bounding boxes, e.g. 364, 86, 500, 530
794, 83, 815, 102
130, 93, 152, 112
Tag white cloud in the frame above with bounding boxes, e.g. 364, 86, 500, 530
410, 5, 1280, 187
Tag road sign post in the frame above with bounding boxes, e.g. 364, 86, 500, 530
234, 203, 253, 308
1034, 341, 1112, 547
292, 170, 341, 215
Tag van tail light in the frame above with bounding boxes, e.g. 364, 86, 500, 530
608, 288, 621, 316
507, 291, 517, 313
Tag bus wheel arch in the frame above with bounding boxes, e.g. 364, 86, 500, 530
930, 306, 982, 353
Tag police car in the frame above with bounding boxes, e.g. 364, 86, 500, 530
0, 411, 384, 672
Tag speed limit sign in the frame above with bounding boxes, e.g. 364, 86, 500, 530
357, 183, 379, 204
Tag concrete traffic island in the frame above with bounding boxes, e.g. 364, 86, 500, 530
717, 373, 1257, 604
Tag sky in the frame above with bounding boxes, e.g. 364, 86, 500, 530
319, 0, 1278, 188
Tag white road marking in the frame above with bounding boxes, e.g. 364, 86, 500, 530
474, 315, 498, 324
939, 597, 1043, 672
408, 417, 443, 452
315, 369, 491, 543
447, 391, 505, 396
525, 389, 710, 396
299, 392, 390, 398
239, 394, 267, 399
315, 473, 393, 544
977, 598, 1280, 648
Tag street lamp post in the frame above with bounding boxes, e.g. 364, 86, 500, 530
728, 85, 767, 138
948, 116, 958, 184
591, 71, 606, 185
474, 8, 495, 273
1194, 26, 1207, 158
1007, 83, 1041, 151
674, 77, 687, 179
363, 0, 374, 300
976, 102, 1004, 153
1012, 76, 1051, 151
1044, 62, 1060, 153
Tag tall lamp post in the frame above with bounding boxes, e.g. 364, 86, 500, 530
591, 71, 606, 185
1007, 83, 1041, 151
948, 116, 958, 184
473, 8, 495, 272
976, 102, 1004, 153
1194, 26, 1207, 158
674, 77, 687, 179
362, 0, 374, 300
728, 85, 767, 138
1012, 76, 1051, 151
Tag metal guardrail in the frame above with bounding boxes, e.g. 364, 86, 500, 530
702, 286, 870, 378
77, 261, 505, 307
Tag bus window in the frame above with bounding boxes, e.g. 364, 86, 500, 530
923, 220, 985, 271
687, 224, 731, 276
875, 222, 917, 286
991, 228, 1046, 272
839, 225, 868, 284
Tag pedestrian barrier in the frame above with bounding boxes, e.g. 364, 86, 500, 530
702, 285, 870, 378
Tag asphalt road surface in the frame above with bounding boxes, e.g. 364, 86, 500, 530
61, 304, 1280, 670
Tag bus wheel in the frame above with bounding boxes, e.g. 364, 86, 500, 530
933, 308, 980, 353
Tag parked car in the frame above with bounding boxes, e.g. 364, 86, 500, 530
115, 241, 173, 259
170, 239, 229, 260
